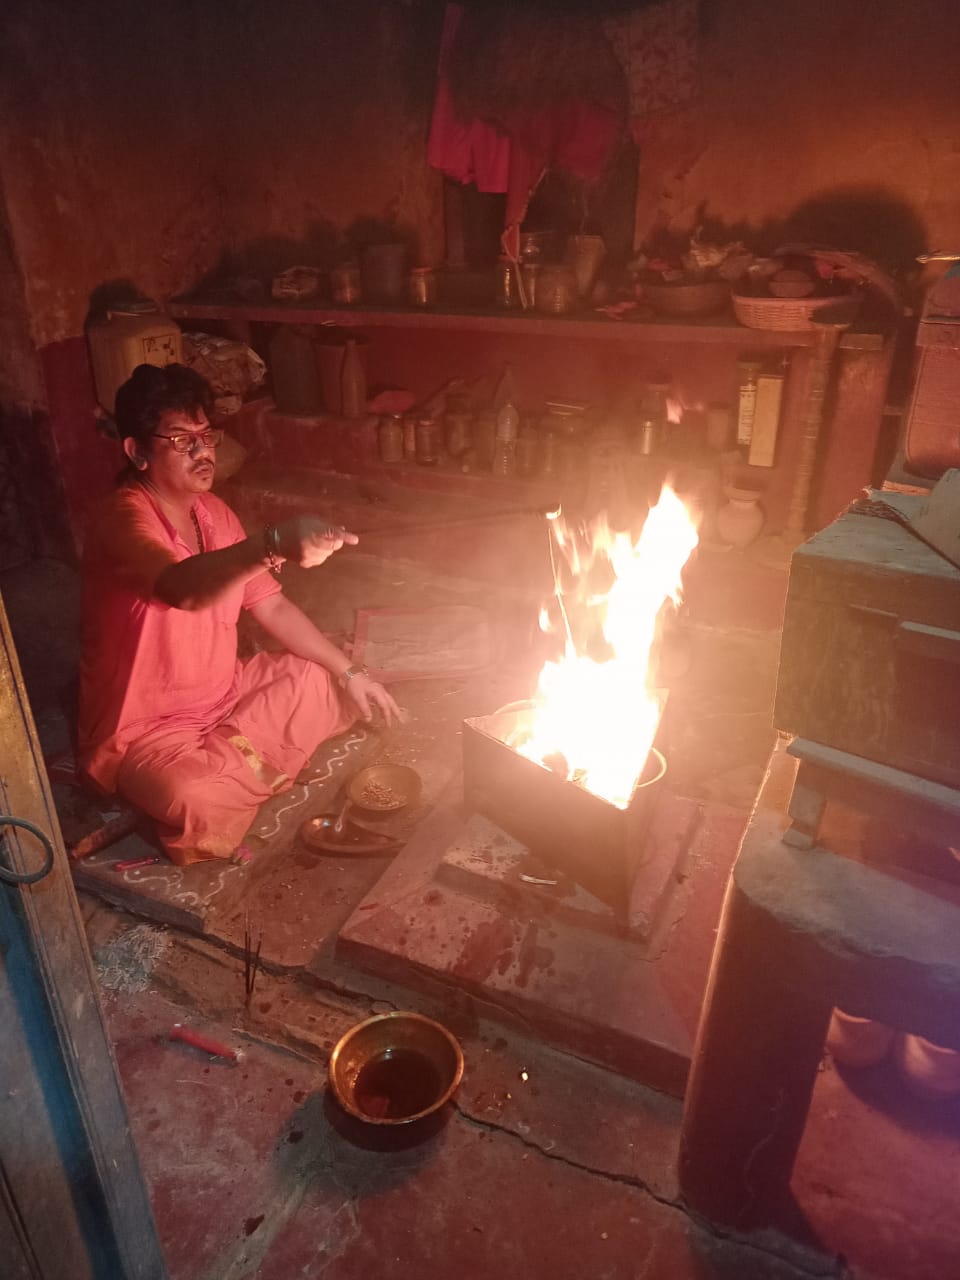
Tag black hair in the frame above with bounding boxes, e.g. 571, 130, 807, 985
114, 363, 214, 448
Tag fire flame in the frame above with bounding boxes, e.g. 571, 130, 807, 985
517, 486, 699, 809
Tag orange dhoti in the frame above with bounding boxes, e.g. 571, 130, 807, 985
116, 652, 357, 865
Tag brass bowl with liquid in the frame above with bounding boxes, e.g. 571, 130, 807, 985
328, 1011, 464, 1126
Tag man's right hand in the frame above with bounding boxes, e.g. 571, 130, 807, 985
275, 517, 359, 568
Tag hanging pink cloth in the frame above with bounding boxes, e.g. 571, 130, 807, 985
427, 3, 621, 259
498, 101, 621, 259
427, 2, 510, 193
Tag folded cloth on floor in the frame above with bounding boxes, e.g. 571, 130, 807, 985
350, 605, 491, 682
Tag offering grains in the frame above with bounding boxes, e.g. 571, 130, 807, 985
358, 781, 400, 808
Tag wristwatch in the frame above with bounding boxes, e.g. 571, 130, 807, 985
339, 664, 369, 689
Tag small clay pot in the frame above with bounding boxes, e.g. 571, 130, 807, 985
895, 1032, 960, 1099
826, 1008, 895, 1068
716, 485, 764, 549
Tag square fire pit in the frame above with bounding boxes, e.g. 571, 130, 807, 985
462, 704, 668, 922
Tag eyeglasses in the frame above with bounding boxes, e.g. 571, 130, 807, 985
151, 427, 223, 454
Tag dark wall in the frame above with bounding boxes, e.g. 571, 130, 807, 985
668, 0, 958, 295
0, 0, 444, 348
1, 0, 959, 552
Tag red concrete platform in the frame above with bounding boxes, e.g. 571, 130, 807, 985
336, 787, 750, 1097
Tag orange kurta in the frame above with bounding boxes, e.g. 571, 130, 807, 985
78, 484, 355, 863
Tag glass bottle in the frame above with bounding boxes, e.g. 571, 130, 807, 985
496, 256, 518, 309
407, 267, 437, 308
415, 415, 441, 465
331, 262, 362, 305
379, 413, 404, 463
402, 413, 418, 461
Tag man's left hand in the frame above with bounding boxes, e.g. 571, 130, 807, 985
343, 673, 403, 726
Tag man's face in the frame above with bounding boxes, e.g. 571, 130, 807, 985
136, 409, 217, 498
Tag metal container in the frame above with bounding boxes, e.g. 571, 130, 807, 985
269, 325, 323, 416
462, 704, 667, 920
361, 242, 407, 304
407, 267, 437, 308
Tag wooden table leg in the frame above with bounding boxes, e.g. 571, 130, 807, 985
784, 758, 827, 849
678, 870, 834, 1229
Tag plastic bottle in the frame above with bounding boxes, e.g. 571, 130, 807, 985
494, 364, 520, 441
340, 337, 367, 419
491, 438, 516, 477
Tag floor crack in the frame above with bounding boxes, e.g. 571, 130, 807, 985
452, 1102, 839, 1279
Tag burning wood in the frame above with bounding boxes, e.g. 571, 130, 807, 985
518, 485, 699, 808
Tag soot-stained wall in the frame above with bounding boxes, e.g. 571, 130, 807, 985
1, 0, 959, 552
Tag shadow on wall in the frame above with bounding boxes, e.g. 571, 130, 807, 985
346, 216, 420, 259
85, 278, 154, 328
213, 220, 342, 281
193, 214, 422, 291
189, 215, 424, 296
649, 186, 929, 300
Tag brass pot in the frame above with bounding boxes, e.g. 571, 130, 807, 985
328, 1012, 464, 1125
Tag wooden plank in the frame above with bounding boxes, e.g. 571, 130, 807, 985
787, 737, 960, 819
0, 591, 167, 1279
909, 468, 960, 570
167, 299, 886, 351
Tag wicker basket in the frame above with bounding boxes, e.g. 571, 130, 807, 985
732, 290, 860, 331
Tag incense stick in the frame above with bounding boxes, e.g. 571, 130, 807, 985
243, 912, 263, 1009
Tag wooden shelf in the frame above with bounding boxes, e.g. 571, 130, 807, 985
169, 297, 886, 352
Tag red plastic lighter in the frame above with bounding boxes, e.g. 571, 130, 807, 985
169, 1023, 241, 1062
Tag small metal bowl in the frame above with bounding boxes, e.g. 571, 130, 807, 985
346, 763, 422, 812
328, 1012, 464, 1126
